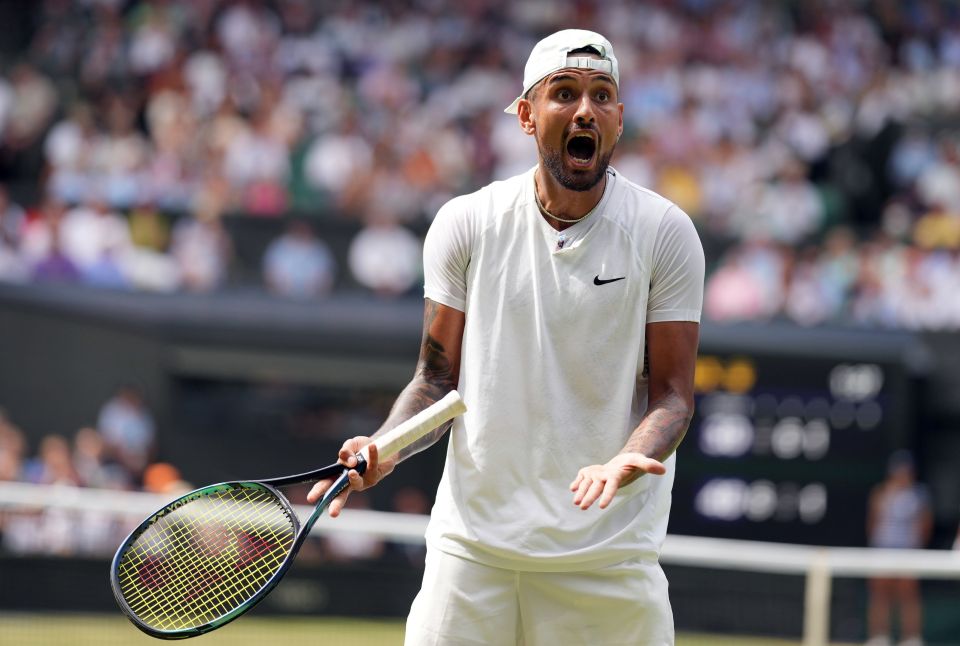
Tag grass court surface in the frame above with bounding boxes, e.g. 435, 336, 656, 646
0, 614, 845, 645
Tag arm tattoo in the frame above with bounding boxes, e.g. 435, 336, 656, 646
621, 391, 693, 461
372, 301, 459, 463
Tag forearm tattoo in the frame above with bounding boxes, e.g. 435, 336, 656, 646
372, 301, 458, 463
622, 390, 693, 461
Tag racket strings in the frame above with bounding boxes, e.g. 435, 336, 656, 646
127, 500, 276, 627
135, 491, 290, 626
120, 488, 292, 629
116, 485, 296, 631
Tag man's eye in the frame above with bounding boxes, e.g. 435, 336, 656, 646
557, 89, 573, 100
596, 91, 610, 102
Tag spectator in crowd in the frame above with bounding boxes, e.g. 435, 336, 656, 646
0, 75, 12, 143
348, 212, 421, 297
97, 385, 156, 478
263, 220, 336, 298
1, 63, 57, 153
59, 192, 132, 273
72, 426, 134, 553
142, 461, 190, 495
754, 159, 825, 244
73, 426, 131, 490
0, 184, 25, 248
0, 444, 21, 483
128, 198, 170, 253
169, 210, 232, 292
705, 239, 791, 322
224, 100, 294, 216
1, 488, 76, 556
43, 102, 97, 204
0, 410, 26, 482
0, 411, 26, 552
22, 434, 80, 486
82, 243, 130, 290
704, 248, 767, 322
865, 451, 933, 646
303, 116, 374, 208
0, 184, 28, 282
0, 239, 26, 282
124, 197, 181, 292
784, 245, 833, 326
912, 202, 960, 251
30, 212, 81, 285
916, 140, 960, 216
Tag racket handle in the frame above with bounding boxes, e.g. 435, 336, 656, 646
365, 390, 467, 462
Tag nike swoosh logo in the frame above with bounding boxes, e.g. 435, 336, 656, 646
593, 275, 626, 286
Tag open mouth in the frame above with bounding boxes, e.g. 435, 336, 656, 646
566, 134, 597, 165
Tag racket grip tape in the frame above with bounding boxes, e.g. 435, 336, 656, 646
365, 390, 467, 462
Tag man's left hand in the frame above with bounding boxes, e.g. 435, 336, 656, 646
569, 453, 666, 510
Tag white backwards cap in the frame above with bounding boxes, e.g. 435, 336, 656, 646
504, 29, 619, 114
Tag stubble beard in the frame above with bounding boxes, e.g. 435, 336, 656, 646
537, 136, 614, 192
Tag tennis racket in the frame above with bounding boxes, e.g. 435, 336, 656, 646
110, 390, 466, 639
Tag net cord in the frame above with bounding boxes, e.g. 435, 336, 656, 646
4, 481, 960, 574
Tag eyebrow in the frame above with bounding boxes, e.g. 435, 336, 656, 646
545, 73, 615, 86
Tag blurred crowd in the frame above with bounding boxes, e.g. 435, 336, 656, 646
0, 389, 429, 563
705, 226, 960, 329
0, 387, 168, 556
1, 0, 960, 323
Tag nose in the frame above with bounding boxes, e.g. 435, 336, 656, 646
573, 94, 596, 125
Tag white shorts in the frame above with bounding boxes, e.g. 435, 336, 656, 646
404, 548, 674, 646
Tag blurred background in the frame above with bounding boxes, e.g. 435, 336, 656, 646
1, 0, 959, 644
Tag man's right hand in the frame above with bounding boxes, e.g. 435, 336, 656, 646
306, 436, 396, 517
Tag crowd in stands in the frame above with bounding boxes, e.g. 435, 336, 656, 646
0, 390, 426, 563
1, 0, 960, 326
0, 387, 165, 556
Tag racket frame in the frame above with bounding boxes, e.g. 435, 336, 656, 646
111, 389, 466, 639
110, 459, 363, 639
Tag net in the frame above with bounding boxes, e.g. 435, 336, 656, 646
661, 536, 960, 645
1, 482, 959, 645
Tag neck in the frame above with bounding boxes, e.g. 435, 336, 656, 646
535, 166, 606, 231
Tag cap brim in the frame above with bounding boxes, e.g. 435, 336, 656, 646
504, 96, 522, 114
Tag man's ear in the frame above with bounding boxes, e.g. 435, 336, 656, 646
518, 99, 536, 136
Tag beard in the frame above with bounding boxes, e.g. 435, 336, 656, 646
537, 135, 614, 192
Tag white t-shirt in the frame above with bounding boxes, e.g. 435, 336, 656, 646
423, 166, 704, 571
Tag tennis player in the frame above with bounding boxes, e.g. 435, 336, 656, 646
309, 28, 704, 645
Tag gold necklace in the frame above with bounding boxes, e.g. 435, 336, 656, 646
534, 176, 601, 224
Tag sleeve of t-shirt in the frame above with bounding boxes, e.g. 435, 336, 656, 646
647, 205, 705, 323
423, 196, 473, 312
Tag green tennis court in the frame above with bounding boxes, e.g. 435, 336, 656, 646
0, 614, 847, 646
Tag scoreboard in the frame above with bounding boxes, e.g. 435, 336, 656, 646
669, 326, 920, 547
